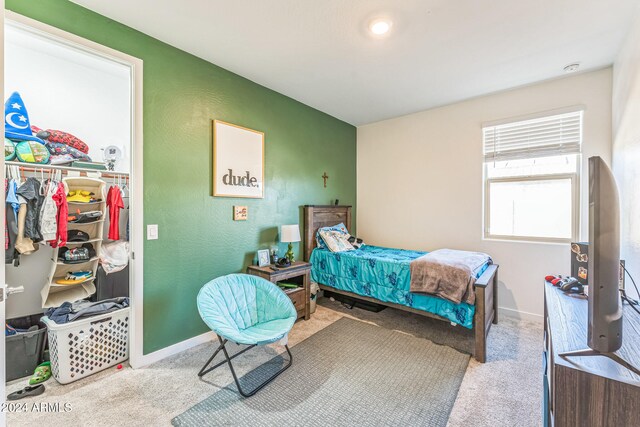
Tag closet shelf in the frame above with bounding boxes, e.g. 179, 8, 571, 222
50, 277, 95, 287
55, 257, 99, 266
68, 200, 105, 206
64, 238, 102, 245
66, 219, 106, 226
42, 176, 107, 308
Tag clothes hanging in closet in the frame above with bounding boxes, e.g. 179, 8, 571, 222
6, 179, 20, 221
50, 182, 68, 248
39, 179, 59, 242
106, 185, 124, 240
16, 177, 44, 242
15, 202, 38, 255
5, 178, 26, 264
5, 202, 19, 265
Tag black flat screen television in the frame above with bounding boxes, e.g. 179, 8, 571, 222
587, 156, 623, 352
561, 156, 639, 375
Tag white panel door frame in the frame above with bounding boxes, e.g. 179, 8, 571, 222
4, 11, 146, 369
1, 2, 6, 426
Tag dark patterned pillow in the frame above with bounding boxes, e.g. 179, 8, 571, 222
45, 142, 91, 162
32, 125, 90, 154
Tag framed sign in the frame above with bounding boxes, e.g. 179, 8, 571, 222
233, 206, 248, 221
213, 120, 264, 198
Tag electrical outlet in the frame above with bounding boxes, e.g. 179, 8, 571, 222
147, 224, 159, 240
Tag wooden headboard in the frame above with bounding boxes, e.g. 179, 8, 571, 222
303, 205, 352, 262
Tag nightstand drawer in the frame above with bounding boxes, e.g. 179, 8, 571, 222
287, 288, 306, 311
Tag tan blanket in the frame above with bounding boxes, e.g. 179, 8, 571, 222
409, 249, 491, 305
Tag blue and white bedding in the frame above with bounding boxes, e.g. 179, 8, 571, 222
310, 245, 490, 329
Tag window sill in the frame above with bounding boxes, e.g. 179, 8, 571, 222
483, 236, 573, 246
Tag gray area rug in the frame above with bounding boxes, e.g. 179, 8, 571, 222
173, 317, 470, 427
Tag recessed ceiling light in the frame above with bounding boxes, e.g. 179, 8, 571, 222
564, 63, 580, 73
369, 19, 392, 36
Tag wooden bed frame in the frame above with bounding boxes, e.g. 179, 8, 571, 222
303, 205, 499, 363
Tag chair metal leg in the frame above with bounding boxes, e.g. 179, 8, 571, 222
197, 337, 256, 377
198, 335, 293, 397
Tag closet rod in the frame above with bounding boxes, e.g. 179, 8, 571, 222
5, 161, 130, 178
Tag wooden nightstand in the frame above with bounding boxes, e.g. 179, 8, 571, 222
247, 261, 311, 321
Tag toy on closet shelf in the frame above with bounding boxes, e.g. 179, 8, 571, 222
4, 91, 92, 165
4, 92, 46, 145
4, 92, 50, 164
5, 138, 16, 161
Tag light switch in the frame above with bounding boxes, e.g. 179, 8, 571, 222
147, 224, 159, 240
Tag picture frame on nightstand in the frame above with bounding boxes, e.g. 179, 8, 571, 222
257, 249, 270, 267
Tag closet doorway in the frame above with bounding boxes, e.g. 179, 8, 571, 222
2, 10, 144, 397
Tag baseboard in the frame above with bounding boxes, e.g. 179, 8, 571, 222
135, 331, 216, 368
498, 306, 543, 323
133, 306, 542, 368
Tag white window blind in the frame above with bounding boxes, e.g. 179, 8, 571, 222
483, 110, 583, 162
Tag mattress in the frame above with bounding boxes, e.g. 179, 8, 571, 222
310, 245, 489, 329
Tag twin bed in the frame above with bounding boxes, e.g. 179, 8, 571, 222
304, 205, 499, 363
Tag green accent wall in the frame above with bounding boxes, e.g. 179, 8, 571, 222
6, 0, 357, 353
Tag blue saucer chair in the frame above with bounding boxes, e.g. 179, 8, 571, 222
197, 273, 297, 397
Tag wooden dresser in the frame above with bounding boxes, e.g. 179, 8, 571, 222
544, 282, 640, 426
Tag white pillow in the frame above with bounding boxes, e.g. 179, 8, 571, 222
318, 230, 355, 253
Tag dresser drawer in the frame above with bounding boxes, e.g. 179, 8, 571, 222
287, 288, 306, 312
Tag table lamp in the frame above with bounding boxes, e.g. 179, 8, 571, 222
281, 224, 301, 263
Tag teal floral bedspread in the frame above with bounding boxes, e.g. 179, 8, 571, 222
310, 245, 488, 329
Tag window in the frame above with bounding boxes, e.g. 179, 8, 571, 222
483, 109, 582, 242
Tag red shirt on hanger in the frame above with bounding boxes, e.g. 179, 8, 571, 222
50, 182, 68, 248
106, 186, 124, 240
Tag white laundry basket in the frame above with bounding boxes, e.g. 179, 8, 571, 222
42, 307, 129, 384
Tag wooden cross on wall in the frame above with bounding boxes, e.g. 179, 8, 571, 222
322, 172, 329, 188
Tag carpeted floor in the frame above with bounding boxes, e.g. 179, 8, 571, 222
173, 317, 469, 427
6, 297, 542, 426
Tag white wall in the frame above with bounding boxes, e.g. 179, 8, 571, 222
357, 69, 613, 320
613, 7, 640, 300
4, 23, 131, 172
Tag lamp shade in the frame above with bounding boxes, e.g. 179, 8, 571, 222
280, 224, 301, 243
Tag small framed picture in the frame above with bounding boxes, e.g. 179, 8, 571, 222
257, 249, 271, 267
234, 206, 248, 221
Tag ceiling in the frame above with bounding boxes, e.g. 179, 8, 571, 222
71, 0, 639, 125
